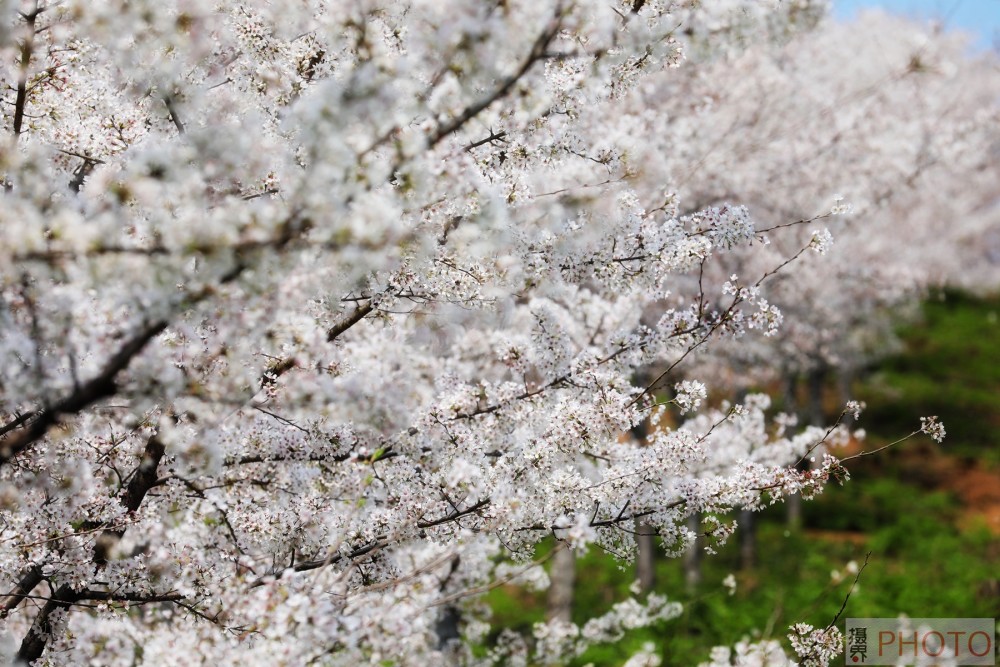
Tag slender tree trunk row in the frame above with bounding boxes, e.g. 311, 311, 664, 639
544, 364, 852, 618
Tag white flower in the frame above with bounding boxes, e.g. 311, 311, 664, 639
809, 228, 834, 254
830, 194, 853, 216
674, 380, 708, 414
788, 623, 844, 666
920, 416, 946, 442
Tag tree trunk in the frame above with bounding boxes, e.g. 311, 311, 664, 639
784, 374, 803, 530
636, 520, 657, 593
630, 418, 657, 593
836, 368, 855, 407
790, 366, 827, 531
806, 366, 827, 427
435, 605, 462, 663
739, 508, 756, 570
683, 513, 701, 593
546, 546, 576, 623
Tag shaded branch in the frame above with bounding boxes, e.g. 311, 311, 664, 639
0, 411, 36, 439
13, 3, 39, 138
0, 565, 42, 619
464, 129, 507, 152
163, 95, 186, 134
121, 435, 166, 514
417, 498, 491, 529
17, 584, 77, 664
250, 537, 390, 588
78, 590, 184, 604
427, 10, 563, 148
327, 301, 374, 342
0, 320, 168, 467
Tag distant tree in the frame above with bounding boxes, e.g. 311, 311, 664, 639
636, 11, 1000, 397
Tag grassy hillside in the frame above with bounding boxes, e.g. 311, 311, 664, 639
861, 288, 1000, 463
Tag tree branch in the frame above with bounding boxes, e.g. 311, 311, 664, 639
327, 301, 374, 342
0, 320, 168, 467
250, 537, 390, 587
163, 94, 186, 135
417, 498, 491, 529
0, 565, 42, 619
13, 3, 39, 138
17, 584, 77, 664
0, 411, 36, 439
120, 435, 166, 514
427, 9, 563, 149
78, 589, 183, 604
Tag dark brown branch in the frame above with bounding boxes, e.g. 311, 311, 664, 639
260, 356, 296, 388
14, 229, 378, 264
10, 260, 255, 662
2, 434, 165, 622
226, 451, 350, 466
464, 129, 507, 152
17, 584, 77, 663
120, 435, 166, 514
163, 95, 186, 135
16, 433, 170, 662
590, 507, 656, 528
78, 590, 183, 604
56, 148, 105, 164
0, 565, 42, 619
0, 411, 35, 439
755, 212, 829, 235
69, 158, 97, 192
427, 10, 563, 149
826, 551, 871, 630
417, 498, 491, 529
14, 434, 169, 660
249, 537, 390, 588
18, 245, 171, 261
515, 497, 686, 534
439, 215, 463, 245
226, 447, 397, 468
451, 377, 566, 421
327, 301, 374, 342
627, 317, 724, 408
294, 538, 388, 572
13, 3, 39, 138
0, 256, 249, 469
242, 188, 279, 201
0, 319, 168, 467
253, 405, 309, 432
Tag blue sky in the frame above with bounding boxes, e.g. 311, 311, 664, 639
834, 0, 1000, 49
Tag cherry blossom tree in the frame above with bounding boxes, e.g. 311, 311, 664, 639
0, 1, 959, 665
615, 7, 999, 581
628, 10, 1000, 399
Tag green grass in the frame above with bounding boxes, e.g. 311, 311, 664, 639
860, 288, 1000, 463
485, 478, 996, 665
